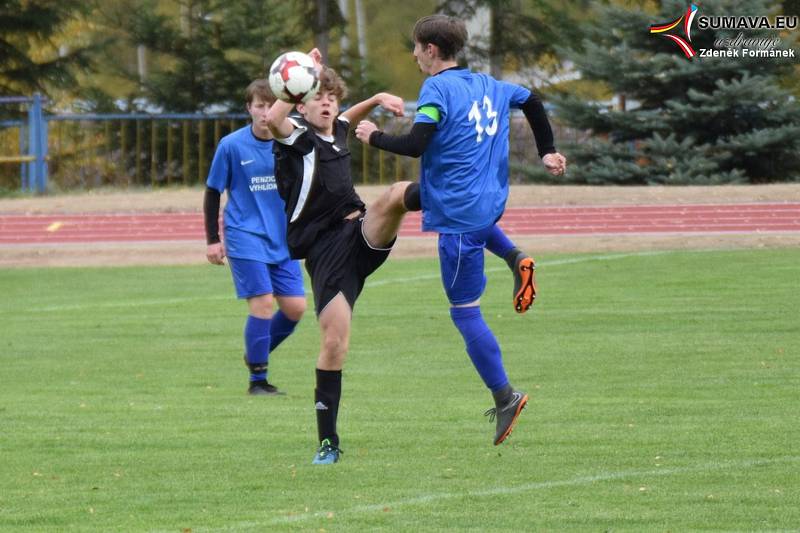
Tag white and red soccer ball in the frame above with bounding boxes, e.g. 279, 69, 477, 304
268, 51, 321, 104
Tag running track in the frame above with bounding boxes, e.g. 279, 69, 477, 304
1, 203, 799, 244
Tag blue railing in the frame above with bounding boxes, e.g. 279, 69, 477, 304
0, 94, 48, 193
1, 97, 251, 192
1, 97, 575, 193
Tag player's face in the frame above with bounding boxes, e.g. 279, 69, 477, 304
298, 90, 339, 136
413, 41, 435, 74
247, 96, 273, 139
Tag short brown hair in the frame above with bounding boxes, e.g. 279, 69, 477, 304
245, 79, 276, 105
318, 66, 348, 101
412, 15, 468, 60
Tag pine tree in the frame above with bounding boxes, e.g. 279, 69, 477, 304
437, 0, 591, 79
0, 0, 90, 96
550, 0, 800, 184
98, 0, 304, 112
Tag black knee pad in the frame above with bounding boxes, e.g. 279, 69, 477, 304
403, 182, 421, 212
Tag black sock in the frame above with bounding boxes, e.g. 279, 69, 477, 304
503, 247, 522, 270
492, 384, 514, 407
315, 368, 342, 446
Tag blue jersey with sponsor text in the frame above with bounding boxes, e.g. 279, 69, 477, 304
414, 68, 530, 233
206, 125, 289, 263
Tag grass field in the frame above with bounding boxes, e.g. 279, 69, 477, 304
1, 248, 799, 531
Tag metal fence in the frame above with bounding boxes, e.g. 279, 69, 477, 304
0, 95, 48, 192
1, 95, 580, 193
46, 113, 251, 189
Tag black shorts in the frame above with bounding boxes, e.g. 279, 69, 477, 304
304, 217, 394, 315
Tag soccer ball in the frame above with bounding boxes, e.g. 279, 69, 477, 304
268, 51, 321, 104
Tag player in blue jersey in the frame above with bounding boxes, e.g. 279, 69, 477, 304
204, 79, 307, 396
355, 15, 567, 445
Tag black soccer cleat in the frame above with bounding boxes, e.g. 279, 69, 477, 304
243, 355, 284, 395
512, 253, 537, 314
485, 389, 529, 445
247, 380, 285, 396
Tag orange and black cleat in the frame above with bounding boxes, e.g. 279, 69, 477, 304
513, 254, 537, 314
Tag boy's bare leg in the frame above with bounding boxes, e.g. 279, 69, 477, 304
312, 293, 351, 464
362, 180, 415, 248
317, 293, 351, 370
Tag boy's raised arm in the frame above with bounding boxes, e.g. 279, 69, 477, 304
341, 92, 405, 125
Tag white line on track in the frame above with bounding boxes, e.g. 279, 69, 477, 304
5, 250, 706, 314
192, 455, 800, 531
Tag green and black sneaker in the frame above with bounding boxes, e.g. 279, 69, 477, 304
312, 438, 342, 465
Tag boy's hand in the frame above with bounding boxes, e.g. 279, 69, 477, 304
376, 93, 405, 117
542, 152, 567, 176
355, 120, 379, 144
308, 48, 323, 68
206, 242, 226, 265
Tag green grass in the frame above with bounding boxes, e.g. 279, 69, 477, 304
1, 248, 799, 531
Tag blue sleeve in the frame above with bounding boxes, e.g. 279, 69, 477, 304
503, 82, 532, 109
414, 77, 445, 125
206, 140, 231, 192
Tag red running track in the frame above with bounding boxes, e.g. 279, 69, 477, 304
1, 203, 799, 244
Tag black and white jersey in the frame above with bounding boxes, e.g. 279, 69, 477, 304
273, 115, 365, 258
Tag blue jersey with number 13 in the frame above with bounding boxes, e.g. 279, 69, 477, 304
414, 68, 530, 233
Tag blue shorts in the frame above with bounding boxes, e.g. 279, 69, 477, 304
228, 257, 305, 299
438, 226, 492, 306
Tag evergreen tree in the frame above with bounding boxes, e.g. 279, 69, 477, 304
300, 0, 346, 63
437, 0, 590, 79
95, 0, 303, 112
549, 0, 800, 184
0, 0, 90, 96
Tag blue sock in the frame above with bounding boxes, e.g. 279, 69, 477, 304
269, 310, 299, 352
244, 315, 272, 382
449, 306, 509, 392
485, 224, 516, 259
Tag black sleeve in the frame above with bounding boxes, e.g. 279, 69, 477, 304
520, 92, 557, 158
203, 187, 221, 245
368, 121, 437, 158
337, 116, 352, 134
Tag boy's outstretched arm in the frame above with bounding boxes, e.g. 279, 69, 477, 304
354, 118, 437, 158
265, 99, 297, 139
519, 90, 567, 175
341, 92, 405, 125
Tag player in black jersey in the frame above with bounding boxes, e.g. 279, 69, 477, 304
265, 49, 421, 465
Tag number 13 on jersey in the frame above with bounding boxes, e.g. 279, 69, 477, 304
468, 95, 498, 142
